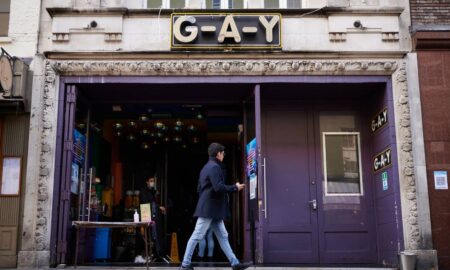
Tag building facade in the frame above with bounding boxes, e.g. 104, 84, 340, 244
14, 0, 438, 268
410, 1, 450, 269
0, 0, 41, 268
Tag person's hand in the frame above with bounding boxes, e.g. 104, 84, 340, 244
235, 182, 245, 191
159, 206, 166, 214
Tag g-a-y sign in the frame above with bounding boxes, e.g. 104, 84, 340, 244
371, 108, 388, 133
373, 148, 392, 173
171, 13, 281, 49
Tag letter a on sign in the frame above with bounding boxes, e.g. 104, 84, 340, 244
218, 15, 241, 43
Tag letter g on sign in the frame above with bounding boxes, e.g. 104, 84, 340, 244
173, 16, 199, 43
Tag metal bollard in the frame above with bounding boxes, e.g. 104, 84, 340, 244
398, 251, 417, 270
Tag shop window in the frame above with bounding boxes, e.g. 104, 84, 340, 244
322, 132, 363, 196
0, 0, 10, 36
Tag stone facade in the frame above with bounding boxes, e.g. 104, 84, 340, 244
0, 0, 41, 57
13, 0, 438, 268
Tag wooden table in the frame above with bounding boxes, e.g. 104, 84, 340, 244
72, 221, 154, 270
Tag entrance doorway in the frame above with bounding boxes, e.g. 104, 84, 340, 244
51, 77, 394, 267
53, 82, 254, 266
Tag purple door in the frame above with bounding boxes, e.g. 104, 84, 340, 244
260, 104, 377, 264
315, 111, 377, 264
261, 103, 319, 263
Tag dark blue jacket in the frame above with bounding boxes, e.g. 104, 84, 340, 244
193, 157, 238, 220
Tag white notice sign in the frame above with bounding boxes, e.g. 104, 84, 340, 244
434, 171, 448, 190
250, 174, 257, 200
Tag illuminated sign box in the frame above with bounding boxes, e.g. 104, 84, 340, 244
171, 13, 282, 50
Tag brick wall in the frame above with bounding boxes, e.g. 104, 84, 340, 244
410, 0, 450, 25
418, 51, 450, 270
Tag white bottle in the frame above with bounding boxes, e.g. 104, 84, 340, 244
134, 209, 139, 222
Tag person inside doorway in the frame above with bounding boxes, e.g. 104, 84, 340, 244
135, 175, 166, 263
180, 143, 252, 270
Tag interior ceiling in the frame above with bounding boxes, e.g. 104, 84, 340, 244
76, 82, 384, 118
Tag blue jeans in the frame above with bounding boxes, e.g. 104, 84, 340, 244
198, 228, 214, 257
182, 217, 239, 267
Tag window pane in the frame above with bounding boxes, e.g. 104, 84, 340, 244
0, 0, 10, 36
0, 13, 8, 36
324, 134, 361, 194
147, 0, 163, 8
171, 0, 185, 8
287, 0, 300, 8
0, 1, 10, 12
205, 0, 221, 8
231, 0, 243, 8
264, 0, 278, 8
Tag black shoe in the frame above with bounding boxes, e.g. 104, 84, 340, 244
232, 261, 253, 270
180, 265, 194, 270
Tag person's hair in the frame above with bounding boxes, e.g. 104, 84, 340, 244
208, 142, 225, 157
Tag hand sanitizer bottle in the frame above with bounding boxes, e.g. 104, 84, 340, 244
134, 209, 139, 222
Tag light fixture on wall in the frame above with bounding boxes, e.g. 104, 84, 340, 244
353, 20, 366, 30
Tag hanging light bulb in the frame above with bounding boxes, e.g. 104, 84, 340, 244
126, 134, 136, 141
175, 119, 184, 127
154, 121, 164, 130
152, 140, 159, 145
140, 129, 150, 136
196, 112, 204, 120
192, 137, 200, 144
187, 124, 197, 132
114, 130, 123, 137
156, 132, 163, 138
173, 136, 182, 143
161, 125, 168, 132
141, 142, 150, 150
113, 122, 123, 129
128, 121, 137, 128
163, 136, 171, 143
174, 125, 183, 132
139, 114, 150, 122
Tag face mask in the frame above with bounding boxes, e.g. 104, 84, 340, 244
148, 182, 155, 189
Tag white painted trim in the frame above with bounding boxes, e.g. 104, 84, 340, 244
322, 132, 364, 197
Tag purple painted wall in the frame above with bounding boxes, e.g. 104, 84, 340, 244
367, 80, 404, 266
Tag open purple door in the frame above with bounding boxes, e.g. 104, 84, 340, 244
54, 85, 78, 265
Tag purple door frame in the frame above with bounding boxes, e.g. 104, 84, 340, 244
51, 84, 77, 265
50, 75, 402, 266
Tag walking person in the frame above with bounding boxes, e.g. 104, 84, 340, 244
180, 143, 252, 270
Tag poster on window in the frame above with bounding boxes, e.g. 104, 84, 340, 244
71, 162, 80, 194
73, 129, 86, 165
246, 138, 257, 200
